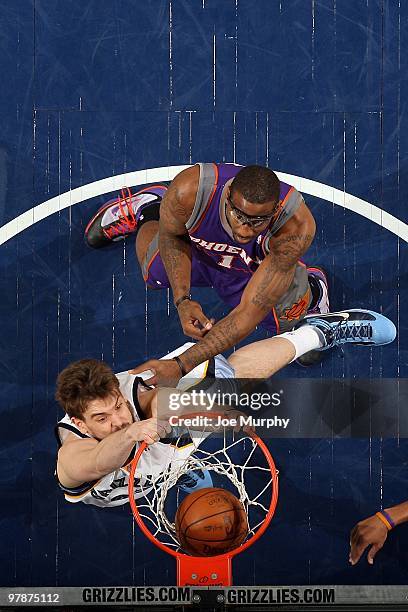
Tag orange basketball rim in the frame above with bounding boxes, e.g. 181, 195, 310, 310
128, 415, 279, 587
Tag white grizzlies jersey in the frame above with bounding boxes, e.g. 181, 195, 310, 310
55, 343, 235, 508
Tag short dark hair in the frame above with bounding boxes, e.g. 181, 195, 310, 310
55, 359, 120, 420
231, 165, 280, 205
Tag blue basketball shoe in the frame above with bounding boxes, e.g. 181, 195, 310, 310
296, 309, 396, 350
177, 467, 213, 494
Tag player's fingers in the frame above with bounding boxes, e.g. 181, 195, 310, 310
367, 543, 383, 565
237, 416, 255, 434
243, 424, 256, 434
350, 525, 364, 550
228, 411, 251, 433
227, 411, 241, 432
144, 419, 160, 433
349, 527, 366, 565
183, 322, 206, 339
156, 421, 171, 437
160, 419, 173, 434
143, 373, 158, 386
146, 428, 160, 442
350, 525, 358, 543
349, 538, 366, 565
349, 548, 358, 565
195, 312, 213, 331
188, 304, 212, 331
129, 361, 156, 375
159, 423, 172, 435
143, 433, 157, 445
154, 423, 165, 438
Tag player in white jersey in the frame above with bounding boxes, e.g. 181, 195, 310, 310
55, 344, 233, 507
55, 309, 396, 508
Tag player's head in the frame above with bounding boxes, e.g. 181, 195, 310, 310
55, 359, 133, 440
227, 165, 280, 243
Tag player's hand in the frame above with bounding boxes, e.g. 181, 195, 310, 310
232, 409, 255, 434
177, 299, 215, 339
128, 417, 172, 445
349, 515, 389, 565
221, 409, 255, 434
129, 359, 183, 387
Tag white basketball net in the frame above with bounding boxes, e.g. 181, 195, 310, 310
132, 422, 277, 552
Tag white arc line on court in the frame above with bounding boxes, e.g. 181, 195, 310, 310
0, 164, 407, 245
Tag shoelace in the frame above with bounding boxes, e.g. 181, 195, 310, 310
103, 187, 138, 238
333, 320, 373, 343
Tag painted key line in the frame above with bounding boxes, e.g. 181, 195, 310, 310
0, 165, 407, 245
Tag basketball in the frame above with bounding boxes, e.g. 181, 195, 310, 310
175, 487, 248, 556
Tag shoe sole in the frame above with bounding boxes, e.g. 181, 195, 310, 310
296, 349, 325, 367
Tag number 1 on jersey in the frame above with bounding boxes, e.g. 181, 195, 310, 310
218, 254, 235, 269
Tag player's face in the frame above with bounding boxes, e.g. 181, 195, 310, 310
226, 189, 277, 244
75, 392, 134, 440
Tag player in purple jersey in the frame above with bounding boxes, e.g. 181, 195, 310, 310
86, 163, 330, 383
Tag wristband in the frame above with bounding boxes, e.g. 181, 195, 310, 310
175, 295, 191, 308
173, 355, 188, 376
375, 510, 395, 530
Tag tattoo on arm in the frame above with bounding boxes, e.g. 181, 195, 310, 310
160, 234, 192, 290
159, 184, 192, 297
271, 233, 314, 272
249, 233, 314, 312
178, 232, 315, 369
180, 313, 242, 370
249, 257, 286, 311
177, 234, 313, 369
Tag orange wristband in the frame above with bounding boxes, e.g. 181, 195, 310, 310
375, 511, 393, 531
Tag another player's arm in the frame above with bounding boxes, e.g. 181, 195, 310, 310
176, 203, 315, 371
56, 419, 170, 487
158, 166, 198, 303
350, 501, 408, 565
159, 165, 214, 336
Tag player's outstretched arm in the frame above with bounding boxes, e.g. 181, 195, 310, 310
57, 418, 171, 487
349, 501, 408, 565
159, 166, 213, 339
170, 204, 316, 373
130, 203, 315, 384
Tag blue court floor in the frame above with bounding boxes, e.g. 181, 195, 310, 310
0, 0, 407, 587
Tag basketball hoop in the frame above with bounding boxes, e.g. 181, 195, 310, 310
128, 411, 279, 586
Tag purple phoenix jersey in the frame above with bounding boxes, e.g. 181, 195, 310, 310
143, 163, 305, 331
